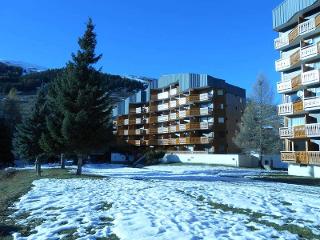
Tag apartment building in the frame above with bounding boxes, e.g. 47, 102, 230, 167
273, 0, 320, 176
113, 73, 245, 154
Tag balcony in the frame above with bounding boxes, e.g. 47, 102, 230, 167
300, 42, 320, 61
279, 123, 320, 139
277, 80, 292, 93
301, 70, 320, 86
169, 100, 177, 108
158, 103, 169, 111
179, 98, 187, 105
170, 125, 177, 133
136, 107, 142, 114
157, 127, 169, 134
279, 127, 293, 138
281, 151, 320, 165
127, 140, 141, 146
170, 112, 177, 120
124, 119, 129, 125
276, 75, 301, 94
156, 91, 169, 100
157, 115, 169, 123
170, 88, 178, 96
304, 97, 320, 111
299, 15, 320, 36
278, 101, 303, 116
288, 26, 299, 43
275, 50, 300, 72
274, 35, 289, 50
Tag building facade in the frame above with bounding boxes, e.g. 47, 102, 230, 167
113, 73, 245, 153
273, 0, 320, 173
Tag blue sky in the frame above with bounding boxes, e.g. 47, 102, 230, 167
0, 0, 282, 99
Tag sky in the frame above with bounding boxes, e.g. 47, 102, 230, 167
0, 0, 282, 100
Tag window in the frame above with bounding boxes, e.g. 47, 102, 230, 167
220, 104, 224, 109
218, 117, 225, 124
217, 90, 224, 96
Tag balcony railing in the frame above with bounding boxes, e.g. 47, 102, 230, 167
275, 50, 300, 72
281, 151, 320, 165
279, 127, 293, 138
170, 88, 178, 96
170, 100, 177, 108
278, 103, 293, 115
158, 91, 169, 100
124, 119, 129, 125
279, 123, 320, 139
179, 98, 187, 105
157, 115, 169, 123
300, 43, 320, 60
301, 70, 320, 86
288, 26, 299, 43
274, 35, 289, 50
304, 97, 320, 111
277, 80, 292, 93
299, 15, 320, 36
170, 112, 177, 120
158, 103, 169, 111
278, 101, 303, 116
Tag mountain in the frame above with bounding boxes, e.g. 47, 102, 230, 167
0, 60, 47, 74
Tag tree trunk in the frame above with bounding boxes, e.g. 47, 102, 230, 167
76, 154, 83, 175
60, 153, 65, 169
35, 156, 41, 176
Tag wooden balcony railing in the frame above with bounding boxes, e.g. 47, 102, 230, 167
288, 26, 298, 43
293, 101, 303, 113
275, 50, 300, 72
279, 123, 320, 139
281, 151, 320, 165
293, 125, 306, 138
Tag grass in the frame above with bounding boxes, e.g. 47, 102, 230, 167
251, 173, 320, 187
0, 168, 103, 240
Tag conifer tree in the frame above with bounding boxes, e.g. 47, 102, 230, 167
13, 86, 47, 176
233, 75, 282, 166
47, 18, 113, 175
40, 75, 68, 169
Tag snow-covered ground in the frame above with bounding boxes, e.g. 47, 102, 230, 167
10, 164, 320, 240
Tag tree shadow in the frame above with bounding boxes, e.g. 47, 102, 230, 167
0, 224, 21, 238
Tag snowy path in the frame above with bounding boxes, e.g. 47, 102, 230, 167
10, 165, 320, 240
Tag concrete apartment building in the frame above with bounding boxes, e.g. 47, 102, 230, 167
273, 0, 320, 177
113, 73, 245, 154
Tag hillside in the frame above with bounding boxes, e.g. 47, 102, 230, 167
0, 62, 147, 100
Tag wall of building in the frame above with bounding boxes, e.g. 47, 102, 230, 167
288, 164, 320, 178
162, 153, 259, 168
273, 0, 319, 30
225, 92, 245, 153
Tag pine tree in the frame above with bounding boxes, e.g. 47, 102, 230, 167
40, 75, 68, 169
47, 18, 113, 175
233, 75, 282, 166
13, 86, 47, 176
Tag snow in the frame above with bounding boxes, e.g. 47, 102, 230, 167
10, 164, 320, 240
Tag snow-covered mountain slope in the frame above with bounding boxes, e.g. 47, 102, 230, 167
0, 59, 47, 74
